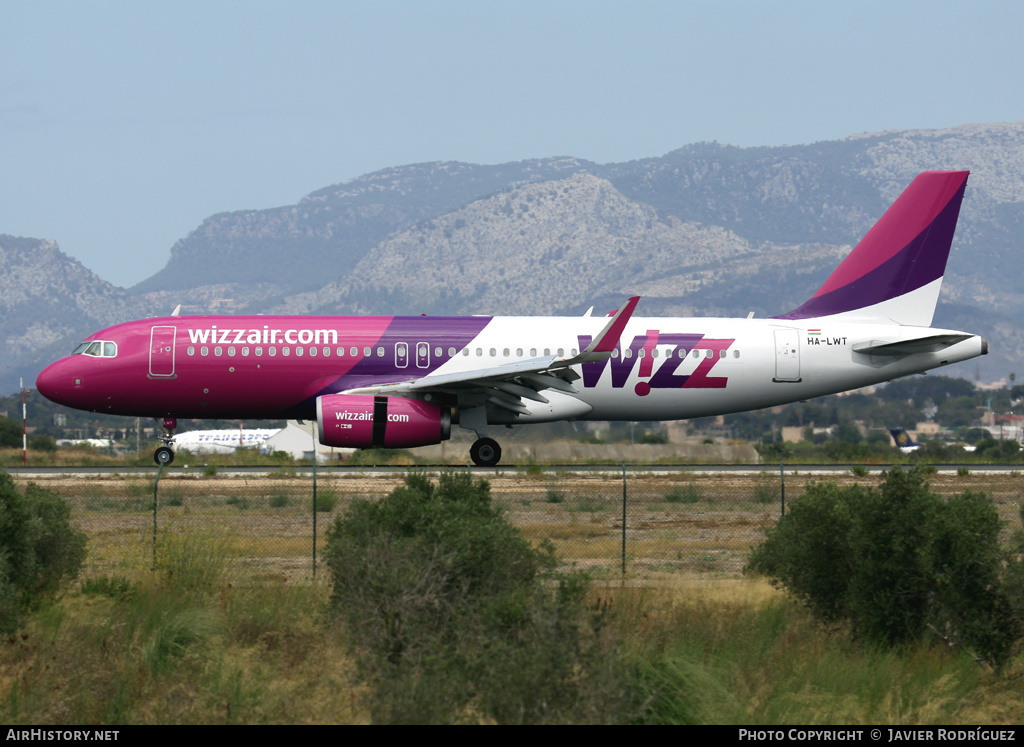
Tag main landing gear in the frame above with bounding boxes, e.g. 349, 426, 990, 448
154, 417, 177, 466
470, 437, 501, 467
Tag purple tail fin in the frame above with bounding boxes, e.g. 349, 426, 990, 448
776, 170, 969, 325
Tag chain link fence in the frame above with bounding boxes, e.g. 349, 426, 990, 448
11, 465, 1024, 581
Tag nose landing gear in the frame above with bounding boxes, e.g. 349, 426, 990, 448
153, 417, 177, 466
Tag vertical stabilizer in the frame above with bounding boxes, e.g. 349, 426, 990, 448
776, 171, 969, 326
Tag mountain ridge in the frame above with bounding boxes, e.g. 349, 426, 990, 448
5, 120, 1023, 393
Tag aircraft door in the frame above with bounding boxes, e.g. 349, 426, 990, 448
395, 342, 409, 368
773, 328, 801, 382
149, 326, 177, 378
416, 342, 430, 368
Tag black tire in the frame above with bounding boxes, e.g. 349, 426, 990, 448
470, 437, 501, 467
154, 446, 175, 466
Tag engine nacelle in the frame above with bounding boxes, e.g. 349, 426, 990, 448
316, 394, 450, 449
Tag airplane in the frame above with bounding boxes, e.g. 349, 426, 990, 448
886, 426, 922, 453
170, 427, 281, 455
35, 170, 987, 467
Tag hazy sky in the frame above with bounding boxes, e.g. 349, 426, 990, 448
3, 1, 1022, 288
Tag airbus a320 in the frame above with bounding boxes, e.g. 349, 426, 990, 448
37, 171, 987, 466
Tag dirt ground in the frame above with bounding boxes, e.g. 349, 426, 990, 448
14, 468, 1024, 581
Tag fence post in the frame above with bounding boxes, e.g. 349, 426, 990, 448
780, 460, 785, 516
312, 430, 318, 578
621, 462, 627, 576
152, 462, 165, 567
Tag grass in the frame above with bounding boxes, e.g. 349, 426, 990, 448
4, 570, 1019, 724
607, 581, 1018, 725
0, 499, 1021, 728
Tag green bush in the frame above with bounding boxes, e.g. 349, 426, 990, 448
313, 489, 337, 512
747, 467, 1020, 668
325, 472, 636, 723
0, 470, 88, 632
665, 484, 701, 504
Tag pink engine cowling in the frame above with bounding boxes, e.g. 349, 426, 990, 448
316, 394, 450, 449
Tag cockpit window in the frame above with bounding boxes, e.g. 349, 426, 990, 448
72, 340, 117, 358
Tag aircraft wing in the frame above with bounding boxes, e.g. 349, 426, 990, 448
342, 296, 640, 415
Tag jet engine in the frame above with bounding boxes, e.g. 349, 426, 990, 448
316, 394, 450, 449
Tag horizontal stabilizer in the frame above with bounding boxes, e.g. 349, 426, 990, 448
852, 333, 973, 357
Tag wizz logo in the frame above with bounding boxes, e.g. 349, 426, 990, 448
577, 331, 735, 395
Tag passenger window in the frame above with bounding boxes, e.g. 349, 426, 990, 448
557, 348, 564, 356
255, 347, 263, 356
351, 347, 358, 357
187, 346, 195, 356
295, 347, 303, 357
733, 350, 740, 358
448, 347, 456, 357
377, 347, 384, 357
310, 347, 317, 356
269, 347, 277, 357
516, 348, 523, 357
283, 347, 290, 356
201, 346, 209, 356
323, 347, 330, 357
242, 346, 249, 356
228, 346, 236, 357
692, 350, 700, 359
720, 350, 727, 358
363, 347, 371, 357
214, 346, 222, 356
503, 348, 509, 357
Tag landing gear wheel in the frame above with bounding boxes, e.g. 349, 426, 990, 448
470, 437, 501, 467
154, 446, 175, 466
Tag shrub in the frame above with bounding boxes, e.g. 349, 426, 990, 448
313, 489, 337, 512
268, 491, 291, 508
665, 484, 701, 504
747, 467, 1020, 668
0, 470, 87, 632
325, 472, 635, 723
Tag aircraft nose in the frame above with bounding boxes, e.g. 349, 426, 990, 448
36, 359, 77, 406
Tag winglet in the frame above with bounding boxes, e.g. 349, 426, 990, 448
575, 295, 640, 361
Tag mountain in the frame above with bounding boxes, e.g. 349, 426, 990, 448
0, 236, 151, 391
5, 120, 1024, 393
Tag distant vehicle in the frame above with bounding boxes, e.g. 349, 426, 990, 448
886, 426, 922, 453
170, 427, 280, 456
37, 171, 988, 467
